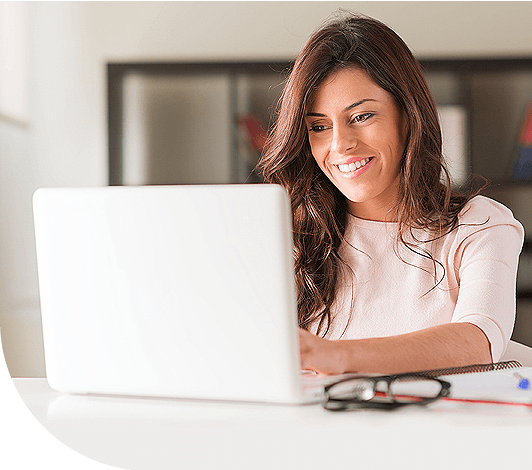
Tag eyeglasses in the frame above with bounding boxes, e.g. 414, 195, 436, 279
323, 373, 451, 411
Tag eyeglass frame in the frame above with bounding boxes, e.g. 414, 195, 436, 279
323, 373, 452, 411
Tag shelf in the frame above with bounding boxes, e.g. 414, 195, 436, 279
108, 58, 532, 188
107, 61, 290, 186
517, 291, 532, 300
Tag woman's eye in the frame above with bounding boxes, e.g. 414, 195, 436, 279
309, 124, 328, 133
352, 113, 374, 123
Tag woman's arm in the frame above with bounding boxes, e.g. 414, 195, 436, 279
299, 322, 492, 375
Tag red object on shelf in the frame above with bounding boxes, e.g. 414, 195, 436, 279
519, 104, 532, 145
239, 115, 267, 152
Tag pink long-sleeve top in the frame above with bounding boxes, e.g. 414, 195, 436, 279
313, 196, 525, 361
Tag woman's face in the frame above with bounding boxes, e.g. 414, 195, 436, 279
305, 67, 408, 221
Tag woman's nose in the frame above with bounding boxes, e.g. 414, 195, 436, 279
330, 124, 356, 155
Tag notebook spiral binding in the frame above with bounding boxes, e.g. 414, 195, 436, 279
405, 360, 523, 378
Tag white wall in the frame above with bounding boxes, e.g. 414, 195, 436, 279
2, 1, 532, 377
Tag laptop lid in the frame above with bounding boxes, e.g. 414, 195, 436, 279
33, 184, 307, 403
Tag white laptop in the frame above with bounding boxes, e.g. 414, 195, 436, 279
33, 184, 327, 404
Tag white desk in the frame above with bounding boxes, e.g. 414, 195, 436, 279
12, 378, 532, 470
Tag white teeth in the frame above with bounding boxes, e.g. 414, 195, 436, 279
338, 164, 349, 172
337, 158, 371, 173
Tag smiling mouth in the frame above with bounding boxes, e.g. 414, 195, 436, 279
336, 157, 374, 173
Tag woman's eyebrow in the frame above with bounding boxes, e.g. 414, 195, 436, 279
306, 98, 377, 117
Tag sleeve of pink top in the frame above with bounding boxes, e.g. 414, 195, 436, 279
451, 213, 524, 362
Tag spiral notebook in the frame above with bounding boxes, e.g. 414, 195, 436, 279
412, 361, 532, 406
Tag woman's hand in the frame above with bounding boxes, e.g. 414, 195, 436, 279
299, 328, 350, 375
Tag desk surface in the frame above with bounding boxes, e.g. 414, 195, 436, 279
12, 378, 532, 470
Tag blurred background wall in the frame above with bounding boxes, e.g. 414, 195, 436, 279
2, 1, 532, 377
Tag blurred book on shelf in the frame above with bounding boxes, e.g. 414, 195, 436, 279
237, 114, 267, 182
238, 115, 267, 153
510, 103, 532, 183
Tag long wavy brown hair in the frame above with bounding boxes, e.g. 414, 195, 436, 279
258, 12, 474, 336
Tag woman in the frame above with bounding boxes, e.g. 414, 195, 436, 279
259, 12, 524, 375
